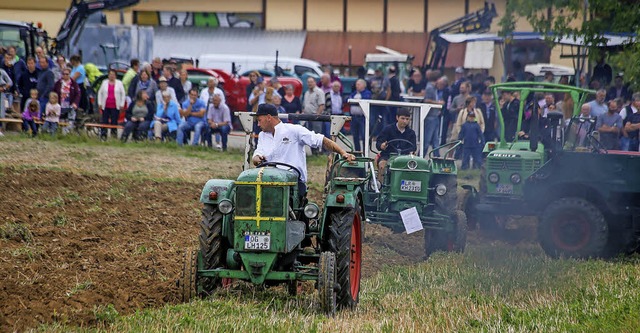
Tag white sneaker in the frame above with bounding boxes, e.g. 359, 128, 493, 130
216, 143, 221, 149
0, 131, 4, 137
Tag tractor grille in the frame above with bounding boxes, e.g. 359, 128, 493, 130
488, 159, 522, 171
523, 159, 542, 172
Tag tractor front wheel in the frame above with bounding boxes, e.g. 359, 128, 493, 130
199, 204, 227, 295
538, 197, 608, 259
179, 248, 198, 302
327, 206, 363, 309
318, 251, 337, 315
424, 210, 467, 258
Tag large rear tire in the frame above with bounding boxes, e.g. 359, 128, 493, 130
199, 204, 227, 295
318, 252, 337, 316
327, 205, 363, 309
538, 197, 608, 259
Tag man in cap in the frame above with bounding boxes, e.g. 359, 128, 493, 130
252, 103, 355, 197
450, 66, 467, 97
155, 76, 178, 107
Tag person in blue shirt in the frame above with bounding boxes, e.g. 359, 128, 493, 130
153, 91, 182, 141
458, 112, 485, 170
376, 108, 416, 180
177, 88, 207, 146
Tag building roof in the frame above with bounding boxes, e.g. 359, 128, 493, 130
302, 31, 430, 67
152, 27, 307, 60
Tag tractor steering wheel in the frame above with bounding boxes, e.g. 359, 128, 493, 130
256, 161, 302, 180
383, 139, 416, 155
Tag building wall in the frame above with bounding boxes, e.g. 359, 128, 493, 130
387, 0, 424, 33
307, 0, 343, 31
265, 0, 303, 30
346, 0, 383, 32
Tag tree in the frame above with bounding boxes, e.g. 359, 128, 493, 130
499, 0, 640, 88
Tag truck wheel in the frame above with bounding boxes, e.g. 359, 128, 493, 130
327, 205, 363, 309
318, 251, 337, 316
538, 197, 608, 259
434, 176, 458, 216
199, 204, 226, 295
179, 249, 197, 302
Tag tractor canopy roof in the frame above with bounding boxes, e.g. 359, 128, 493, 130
237, 166, 299, 185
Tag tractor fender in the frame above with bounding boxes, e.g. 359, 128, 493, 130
200, 179, 235, 204
325, 187, 362, 209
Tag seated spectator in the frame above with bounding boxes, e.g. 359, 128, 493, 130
177, 88, 207, 146
155, 76, 177, 107
128, 69, 158, 104
153, 91, 182, 141
458, 112, 484, 169
23, 89, 39, 117
596, 99, 623, 150
22, 100, 40, 136
122, 90, 154, 142
42, 92, 61, 136
205, 94, 232, 151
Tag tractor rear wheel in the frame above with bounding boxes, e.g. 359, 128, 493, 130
199, 204, 227, 295
179, 248, 197, 302
424, 210, 467, 258
538, 197, 608, 259
327, 205, 363, 309
318, 251, 337, 316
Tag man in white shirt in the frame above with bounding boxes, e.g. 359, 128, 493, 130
199, 77, 226, 107
252, 104, 355, 196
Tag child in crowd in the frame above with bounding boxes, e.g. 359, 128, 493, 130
42, 92, 61, 136
22, 100, 40, 136
458, 112, 485, 170
23, 89, 40, 117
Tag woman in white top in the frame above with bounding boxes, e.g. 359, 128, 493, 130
97, 69, 126, 138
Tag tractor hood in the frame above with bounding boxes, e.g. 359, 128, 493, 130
237, 166, 300, 184
389, 155, 429, 171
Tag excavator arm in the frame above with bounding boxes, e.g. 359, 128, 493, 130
51, 0, 140, 55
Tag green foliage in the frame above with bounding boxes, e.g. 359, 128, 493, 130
0, 222, 34, 242
93, 304, 119, 324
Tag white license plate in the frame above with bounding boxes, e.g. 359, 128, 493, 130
244, 234, 270, 250
496, 183, 514, 194
400, 180, 422, 192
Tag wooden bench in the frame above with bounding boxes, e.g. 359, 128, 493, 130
1, 118, 69, 132
84, 123, 125, 139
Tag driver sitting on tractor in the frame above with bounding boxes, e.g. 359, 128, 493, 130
375, 108, 417, 181
251, 104, 356, 197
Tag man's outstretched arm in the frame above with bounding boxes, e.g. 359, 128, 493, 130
322, 137, 356, 161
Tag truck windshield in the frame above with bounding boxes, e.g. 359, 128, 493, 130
0, 26, 26, 59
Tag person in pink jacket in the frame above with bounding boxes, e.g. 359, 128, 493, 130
97, 69, 126, 139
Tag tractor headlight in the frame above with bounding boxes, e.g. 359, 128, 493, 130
510, 173, 522, 184
488, 172, 500, 184
407, 160, 418, 170
304, 203, 319, 219
218, 199, 234, 215
435, 184, 447, 196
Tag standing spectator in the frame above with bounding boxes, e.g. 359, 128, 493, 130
302, 76, 325, 152
69, 54, 88, 112
450, 67, 467, 98
22, 100, 40, 136
245, 71, 261, 111
369, 68, 389, 136
587, 89, 608, 118
177, 88, 207, 146
501, 90, 520, 142
34, 47, 55, 70
122, 90, 153, 142
623, 94, 640, 151
448, 81, 472, 140
18, 57, 40, 110
348, 79, 372, 153
606, 75, 631, 102
596, 99, 623, 150
163, 65, 185, 103
128, 69, 157, 104
52, 55, 68, 82
407, 69, 426, 97
0, 66, 12, 118
323, 81, 343, 138
451, 96, 485, 143
436, 76, 452, 146
270, 77, 285, 97
42, 92, 61, 136
458, 112, 484, 170
273, 94, 285, 113
36, 57, 54, 117
206, 94, 232, 151
281, 84, 302, 117
155, 76, 177, 107
592, 55, 613, 87
386, 66, 401, 124
53, 68, 81, 132
319, 73, 332, 94
200, 77, 226, 107
179, 69, 192, 103
122, 58, 139, 93
150, 57, 163, 82
1, 53, 17, 114
97, 69, 126, 139
478, 90, 498, 142
153, 91, 182, 141
5, 46, 26, 84
620, 93, 640, 150
422, 73, 443, 156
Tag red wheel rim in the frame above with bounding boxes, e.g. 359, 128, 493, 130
222, 278, 233, 288
349, 212, 362, 300
551, 213, 591, 251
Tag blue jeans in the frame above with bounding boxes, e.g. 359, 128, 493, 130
423, 116, 440, 156
122, 120, 150, 142
42, 121, 58, 136
461, 146, 483, 170
22, 119, 38, 136
350, 115, 365, 152
178, 121, 206, 146
205, 124, 231, 150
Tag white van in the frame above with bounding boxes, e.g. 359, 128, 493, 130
198, 54, 324, 78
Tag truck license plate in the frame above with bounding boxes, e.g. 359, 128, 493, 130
496, 183, 513, 194
400, 180, 422, 192
244, 233, 270, 250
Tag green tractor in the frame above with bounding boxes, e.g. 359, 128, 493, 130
179, 113, 371, 314
349, 99, 467, 258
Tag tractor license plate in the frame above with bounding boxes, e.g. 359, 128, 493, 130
496, 183, 513, 194
244, 234, 271, 250
400, 180, 422, 192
